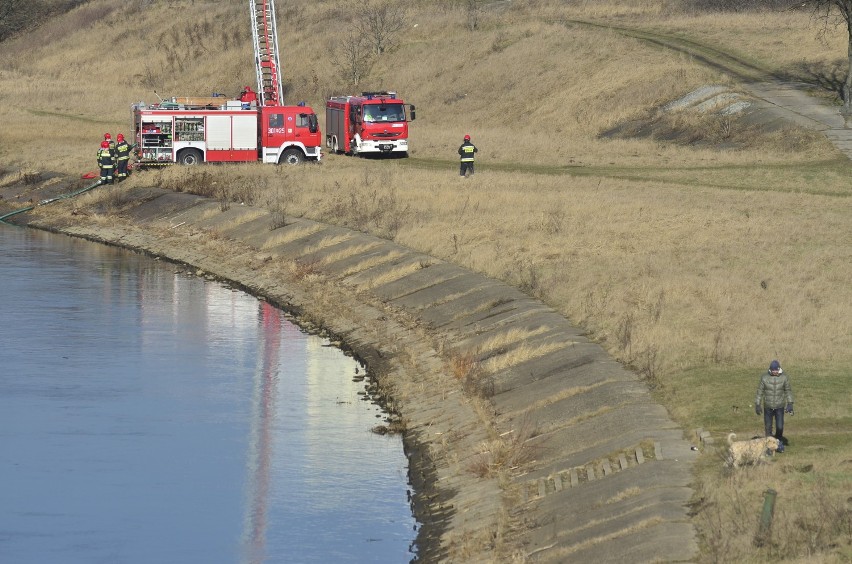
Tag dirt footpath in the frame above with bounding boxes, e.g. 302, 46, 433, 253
4, 184, 699, 562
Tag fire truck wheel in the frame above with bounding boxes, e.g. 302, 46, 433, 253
279, 148, 305, 165
178, 149, 203, 165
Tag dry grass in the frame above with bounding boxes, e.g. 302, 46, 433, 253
480, 341, 568, 375
693, 449, 852, 563
290, 233, 354, 257
469, 327, 552, 360
523, 381, 617, 414
318, 241, 383, 266
3, 0, 852, 561
260, 224, 324, 250
355, 260, 426, 290
197, 160, 851, 389
467, 418, 539, 479
603, 486, 642, 505
547, 517, 666, 558
336, 249, 407, 278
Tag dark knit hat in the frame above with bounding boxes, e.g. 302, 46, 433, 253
769, 360, 781, 371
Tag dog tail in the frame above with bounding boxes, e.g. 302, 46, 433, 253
727, 432, 736, 445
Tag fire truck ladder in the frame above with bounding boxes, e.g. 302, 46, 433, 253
250, 0, 284, 106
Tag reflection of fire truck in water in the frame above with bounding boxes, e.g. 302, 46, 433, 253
325, 92, 415, 157
130, 0, 322, 167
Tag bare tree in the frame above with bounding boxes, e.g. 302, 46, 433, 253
355, 1, 407, 56
332, 32, 372, 87
800, 0, 852, 119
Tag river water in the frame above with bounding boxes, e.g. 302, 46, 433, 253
0, 226, 417, 563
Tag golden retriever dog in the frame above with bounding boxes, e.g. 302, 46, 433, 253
725, 433, 780, 468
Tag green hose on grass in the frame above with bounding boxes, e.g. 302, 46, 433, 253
0, 177, 103, 225
0, 204, 36, 223
1, 145, 138, 225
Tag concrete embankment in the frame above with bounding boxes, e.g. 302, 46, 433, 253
18, 185, 699, 562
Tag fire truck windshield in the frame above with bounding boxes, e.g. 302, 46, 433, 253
363, 103, 405, 123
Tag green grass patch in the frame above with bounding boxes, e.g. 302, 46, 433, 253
408, 156, 852, 197
667, 363, 852, 436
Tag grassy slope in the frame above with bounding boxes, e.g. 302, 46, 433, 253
1, 0, 851, 561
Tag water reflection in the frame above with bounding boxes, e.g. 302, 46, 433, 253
0, 227, 416, 563
242, 302, 281, 564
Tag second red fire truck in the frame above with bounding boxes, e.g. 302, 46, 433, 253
325, 92, 415, 157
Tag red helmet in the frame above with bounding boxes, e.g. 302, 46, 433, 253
117, 133, 124, 141
464, 134, 471, 141
104, 133, 111, 140
101, 141, 110, 148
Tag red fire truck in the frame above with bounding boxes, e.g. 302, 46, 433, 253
325, 92, 415, 157
131, 0, 322, 167
132, 98, 322, 166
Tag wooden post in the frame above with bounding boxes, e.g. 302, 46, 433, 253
754, 488, 777, 547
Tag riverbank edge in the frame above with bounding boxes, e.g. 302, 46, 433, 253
5, 180, 701, 562
13, 186, 508, 562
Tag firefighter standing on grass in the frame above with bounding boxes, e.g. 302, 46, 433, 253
115, 133, 130, 181
458, 134, 478, 177
97, 140, 115, 185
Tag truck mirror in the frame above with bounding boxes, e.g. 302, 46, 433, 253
409, 105, 416, 121
308, 114, 318, 133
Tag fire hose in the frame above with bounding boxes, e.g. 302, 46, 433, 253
0, 145, 137, 225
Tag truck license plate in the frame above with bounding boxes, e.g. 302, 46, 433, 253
380, 144, 393, 151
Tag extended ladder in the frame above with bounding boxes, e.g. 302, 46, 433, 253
250, 0, 284, 106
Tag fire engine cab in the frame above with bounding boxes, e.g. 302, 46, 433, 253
132, 99, 321, 166
325, 92, 415, 157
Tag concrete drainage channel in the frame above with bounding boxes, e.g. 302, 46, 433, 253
23, 186, 699, 562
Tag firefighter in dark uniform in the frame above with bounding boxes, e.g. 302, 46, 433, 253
115, 133, 130, 181
458, 134, 478, 177
98, 140, 115, 184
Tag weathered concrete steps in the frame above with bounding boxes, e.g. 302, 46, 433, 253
37, 186, 699, 562
743, 81, 852, 160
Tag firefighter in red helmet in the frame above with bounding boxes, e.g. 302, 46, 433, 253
104, 133, 117, 160
239, 85, 257, 105
115, 133, 130, 181
458, 134, 478, 177
97, 140, 115, 185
